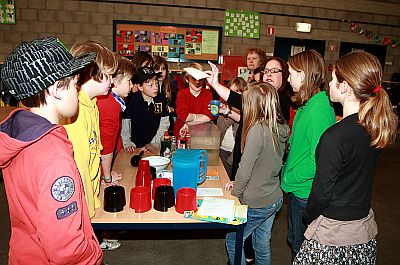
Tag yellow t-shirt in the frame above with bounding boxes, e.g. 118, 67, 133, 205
64, 90, 102, 219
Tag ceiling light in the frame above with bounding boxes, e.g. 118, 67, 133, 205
295, 22, 312, 33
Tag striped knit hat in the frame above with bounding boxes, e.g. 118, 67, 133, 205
0, 36, 96, 100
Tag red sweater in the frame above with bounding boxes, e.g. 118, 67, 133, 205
173, 88, 213, 136
97, 93, 122, 155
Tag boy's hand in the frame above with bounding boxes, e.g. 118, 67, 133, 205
110, 171, 123, 183
179, 123, 189, 137
224, 181, 235, 191
124, 146, 135, 153
101, 171, 123, 186
219, 103, 229, 114
167, 106, 174, 113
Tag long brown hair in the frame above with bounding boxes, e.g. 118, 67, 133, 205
288, 50, 326, 106
334, 51, 398, 148
153, 55, 171, 100
241, 82, 286, 153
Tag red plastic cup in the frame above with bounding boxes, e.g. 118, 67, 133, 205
129, 186, 151, 213
175, 188, 197, 214
152, 178, 172, 199
136, 160, 151, 188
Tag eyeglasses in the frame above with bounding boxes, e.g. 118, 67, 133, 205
262, 68, 283, 74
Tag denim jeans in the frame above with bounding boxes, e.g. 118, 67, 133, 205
287, 193, 308, 258
226, 198, 283, 265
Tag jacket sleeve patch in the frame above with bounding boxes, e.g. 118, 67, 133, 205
56, 201, 78, 220
51, 176, 75, 202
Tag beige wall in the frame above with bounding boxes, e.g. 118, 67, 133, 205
0, 0, 399, 80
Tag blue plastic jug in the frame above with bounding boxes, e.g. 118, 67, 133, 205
172, 150, 207, 195
174, 149, 208, 173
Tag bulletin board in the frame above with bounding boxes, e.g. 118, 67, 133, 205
113, 20, 222, 63
0, 0, 15, 24
223, 10, 260, 39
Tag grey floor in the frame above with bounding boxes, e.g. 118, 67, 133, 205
1, 134, 399, 265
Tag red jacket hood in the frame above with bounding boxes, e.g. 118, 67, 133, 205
0, 108, 69, 168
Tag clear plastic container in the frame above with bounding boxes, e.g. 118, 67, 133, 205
189, 122, 221, 166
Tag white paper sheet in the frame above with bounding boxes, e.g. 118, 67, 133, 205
183, 67, 210, 80
196, 188, 223, 197
197, 197, 235, 220
206, 175, 220, 181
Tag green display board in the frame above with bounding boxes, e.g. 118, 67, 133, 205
1, 0, 15, 24
224, 10, 260, 39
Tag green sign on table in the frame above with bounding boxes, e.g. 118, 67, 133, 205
224, 9, 260, 39
1, 0, 15, 24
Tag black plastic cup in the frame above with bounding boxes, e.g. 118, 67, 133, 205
150, 166, 157, 180
104, 185, 126, 212
130, 150, 144, 167
153, 185, 175, 212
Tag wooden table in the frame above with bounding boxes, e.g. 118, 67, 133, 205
92, 150, 245, 265
0, 106, 16, 122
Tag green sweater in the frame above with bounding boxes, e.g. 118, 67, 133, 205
281, 91, 335, 199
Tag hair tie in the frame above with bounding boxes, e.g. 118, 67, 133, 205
373, 85, 382, 94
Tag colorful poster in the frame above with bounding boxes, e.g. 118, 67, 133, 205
186, 29, 203, 42
116, 30, 134, 42
1, 0, 15, 24
116, 43, 135, 56
152, 32, 163, 44
167, 34, 185, 46
224, 10, 260, 39
114, 21, 221, 62
135, 44, 151, 53
168, 46, 184, 59
185, 42, 202, 55
134, 30, 151, 43
152, 45, 169, 58
202, 30, 219, 54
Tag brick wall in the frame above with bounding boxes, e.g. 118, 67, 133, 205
0, 0, 399, 80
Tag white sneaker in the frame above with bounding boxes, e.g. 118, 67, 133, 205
100, 240, 121, 251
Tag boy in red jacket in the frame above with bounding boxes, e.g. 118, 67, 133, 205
0, 37, 103, 264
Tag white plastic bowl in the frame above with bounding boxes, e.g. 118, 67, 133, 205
142, 156, 171, 171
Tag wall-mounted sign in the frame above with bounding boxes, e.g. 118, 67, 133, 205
267, 26, 276, 36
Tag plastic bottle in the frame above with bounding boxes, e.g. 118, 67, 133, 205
160, 131, 172, 158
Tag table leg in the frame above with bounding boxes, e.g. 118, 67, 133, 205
233, 223, 244, 265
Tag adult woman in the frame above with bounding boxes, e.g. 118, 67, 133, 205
239, 48, 267, 83
262, 56, 292, 122
280, 50, 336, 259
294, 52, 398, 264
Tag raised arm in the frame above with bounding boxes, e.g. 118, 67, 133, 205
206, 61, 231, 101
